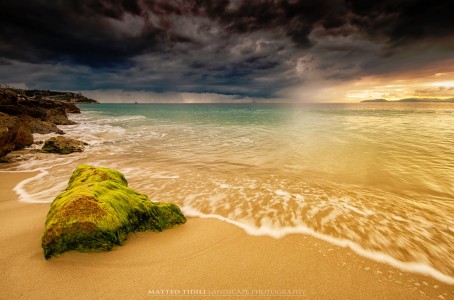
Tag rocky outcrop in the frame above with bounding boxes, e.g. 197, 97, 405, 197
42, 165, 186, 259
20, 115, 64, 134
11, 123, 33, 148
0, 119, 33, 158
0, 112, 63, 135
61, 102, 81, 114
0, 93, 75, 125
45, 107, 76, 125
0, 128, 14, 158
42, 136, 85, 154
0, 112, 16, 128
1, 88, 77, 122
0, 88, 92, 159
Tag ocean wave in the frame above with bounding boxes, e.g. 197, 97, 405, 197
73, 115, 146, 126
8, 155, 87, 203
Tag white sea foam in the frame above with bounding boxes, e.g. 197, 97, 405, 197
151, 174, 180, 179
275, 189, 291, 197
13, 169, 49, 203
72, 114, 146, 125
8, 156, 85, 203
181, 205, 454, 285
342, 202, 374, 216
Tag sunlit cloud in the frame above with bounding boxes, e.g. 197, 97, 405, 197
428, 81, 454, 87
341, 69, 454, 101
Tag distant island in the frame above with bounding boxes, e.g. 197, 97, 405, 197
361, 98, 454, 103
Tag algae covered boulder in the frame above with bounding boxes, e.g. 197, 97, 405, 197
42, 165, 186, 259
42, 136, 85, 154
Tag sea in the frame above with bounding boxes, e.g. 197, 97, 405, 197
1, 102, 453, 283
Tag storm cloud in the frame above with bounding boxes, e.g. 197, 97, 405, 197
0, 0, 453, 100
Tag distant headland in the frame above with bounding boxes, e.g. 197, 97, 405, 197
361, 98, 454, 103
3, 87, 99, 104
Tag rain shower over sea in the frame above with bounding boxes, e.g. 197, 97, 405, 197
3, 102, 454, 283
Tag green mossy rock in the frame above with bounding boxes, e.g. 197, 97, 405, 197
42, 136, 85, 154
42, 165, 186, 259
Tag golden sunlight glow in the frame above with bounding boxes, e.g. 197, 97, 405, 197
282, 63, 454, 102
429, 81, 454, 87
343, 70, 454, 101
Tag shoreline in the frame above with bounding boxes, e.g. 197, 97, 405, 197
0, 171, 453, 299
183, 207, 454, 286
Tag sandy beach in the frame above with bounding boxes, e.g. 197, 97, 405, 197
0, 172, 452, 299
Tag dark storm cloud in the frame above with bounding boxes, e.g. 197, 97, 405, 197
0, 0, 343, 65
346, 0, 454, 44
0, 0, 159, 67
0, 0, 453, 97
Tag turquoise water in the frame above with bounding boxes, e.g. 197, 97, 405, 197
3, 102, 454, 283
78, 103, 454, 199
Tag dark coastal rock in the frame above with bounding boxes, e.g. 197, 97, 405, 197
0, 126, 7, 137
0, 113, 19, 158
0, 104, 47, 119
61, 102, 81, 114
0, 127, 14, 158
1, 113, 63, 135
20, 115, 64, 134
42, 165, 186, 259
12, 123, 33, 148
45, 107, 76, 125
0, 88, 19, 105
42, 136, 85, 154
0, 88, 87, 158
0, 88, 94, 159
0, 112, 17, 128
0, 120, 33, 158
0, 93, 75, 125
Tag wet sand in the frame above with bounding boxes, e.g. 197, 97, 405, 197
0, 172, 453, 299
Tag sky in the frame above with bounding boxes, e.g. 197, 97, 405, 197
1, 0, 454, 103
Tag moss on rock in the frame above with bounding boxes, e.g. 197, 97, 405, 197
41, 136, 85, 154
42, 165, 186, 259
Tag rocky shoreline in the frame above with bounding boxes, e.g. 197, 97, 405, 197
0, 88, 97, 160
